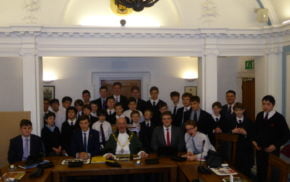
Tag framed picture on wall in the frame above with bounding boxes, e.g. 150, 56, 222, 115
184, 86, 197, 96
43, 85, 55, 100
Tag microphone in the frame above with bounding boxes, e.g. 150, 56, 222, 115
193, 140, 209, 182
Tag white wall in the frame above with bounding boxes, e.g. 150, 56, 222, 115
255, 56, 267, 115
286, 55, 290, 125
217, 57, 242, 105
43, 57, 198, 104
0, 57, 23, 111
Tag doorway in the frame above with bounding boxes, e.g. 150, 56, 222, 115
242, 78, 255, 121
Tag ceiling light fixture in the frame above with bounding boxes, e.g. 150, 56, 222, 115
115, 0, 159, 12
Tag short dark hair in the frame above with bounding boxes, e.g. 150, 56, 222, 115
115, 103, 123, 108
62, 96, 72, 103
74, 99, 84, 106
170, 91, 180, 97
66, 107, 77, 119
20, 119, 32, 127
131, 86, 140, 92
128, 97, 137, 104
212, 101, 222, 109
190, 96, 200, 103
150, 86, 159, 93
44, 98, 50, 103
144, 109, 153, 115
182, 93, 192, 99
226, 90, 236, 96
82, 104, 91, 111
184, 120, 197, 128
50, 99, 59, 105
78, 115, 89, 122
131, 110, 140, 117
233, 102, 245, 110
161, 111, 172, 118
113, 82, 122, 87
44, 112, 56, 120
262, 95, 276, 105
99, 86, 108, 91
98, 110, 107, 117
158, 102, 168, 109
89, 101, 98, 106
106, 96, 115, 103
82, 90, 91, 96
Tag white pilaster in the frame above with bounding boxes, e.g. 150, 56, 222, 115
200, 49, 218, 112
21, 36, 42, 135
264, 47, 283, 112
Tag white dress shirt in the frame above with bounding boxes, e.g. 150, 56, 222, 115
92, 120, 112, 142
150, 99, 159, 106
22, 135, 31, 160
107, 109, 115, 115
67, 118, 77, 126
169, 103, 182, 114
211, 114, 221, 122
115, 132, 131, 155
163, 126, 172, 144
113, 95, 120, 103
263, 110, 276, 120
185, 132, 215, 160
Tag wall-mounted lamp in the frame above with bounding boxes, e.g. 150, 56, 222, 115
43, 71, 57, 83
282, 20, 290, 25
182, 71, 198, 82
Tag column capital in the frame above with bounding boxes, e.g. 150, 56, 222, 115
264, 46, 283, 55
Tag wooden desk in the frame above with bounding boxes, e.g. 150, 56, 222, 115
52, 157, 177, 182
178, 161, 252, 182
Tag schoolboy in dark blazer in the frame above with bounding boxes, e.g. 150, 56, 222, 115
70, 116, 101, 159
41, 112, 62, 156
146, 86, 167, 126
252, 95, 290, 182
8, 119, 44, 164
61, 107, 80, 156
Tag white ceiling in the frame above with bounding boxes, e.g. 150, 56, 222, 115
0, 0, 288, 28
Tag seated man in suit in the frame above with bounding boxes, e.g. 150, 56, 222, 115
189, 96, 215, 143
112, 82, 128, 110
70, 115, 101, 160
146, 86, 167, 125
151, 111, 185, 153
130, 86, 147, 112
93, 86, 108, 111
183, 120, 215, 161
8, 119, 45, 164
104, 117, 148, 159
174, 93, 192, 127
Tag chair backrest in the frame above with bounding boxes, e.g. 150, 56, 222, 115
215, 133, 239, 166
267, 154, 289, 182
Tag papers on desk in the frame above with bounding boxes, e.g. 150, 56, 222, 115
210, 166, 237, 176
61, 158, 91, 165
222, 176, 242, 182
2, 171, 25, 180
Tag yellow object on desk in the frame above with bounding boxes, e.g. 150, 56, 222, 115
91, 156, 106, 164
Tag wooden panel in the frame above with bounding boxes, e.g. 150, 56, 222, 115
101, 80, 141, 98
242, 78, 255, 121
0, 112, 30, 167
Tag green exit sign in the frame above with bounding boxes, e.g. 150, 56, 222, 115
245, 60, 255, 70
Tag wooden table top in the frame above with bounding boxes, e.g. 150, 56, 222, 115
178, 161, 252, 182
0, 156, 252, 182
